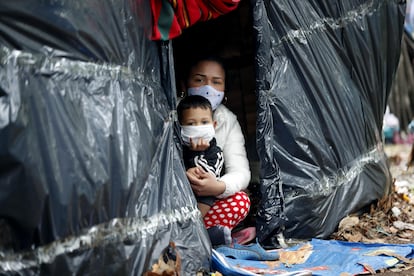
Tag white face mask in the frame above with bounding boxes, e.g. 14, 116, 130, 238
180, 124, 215, 147
187, 85, 224, 110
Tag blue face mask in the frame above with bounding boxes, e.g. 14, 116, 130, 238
187, 85, 224, 110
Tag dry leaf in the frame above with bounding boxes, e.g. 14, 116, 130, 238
279, 243, 312, 265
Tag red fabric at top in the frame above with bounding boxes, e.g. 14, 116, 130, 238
150, 0, 240, 41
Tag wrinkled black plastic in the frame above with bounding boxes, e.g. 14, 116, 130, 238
253, 0, 404, 240
0, 0, 406, 274
0, 1, 210, 275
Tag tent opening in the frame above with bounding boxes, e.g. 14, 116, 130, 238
172, 1, 260, 228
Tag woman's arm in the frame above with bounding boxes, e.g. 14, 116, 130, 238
185, 140, 226, 196
214, 106, 251, 198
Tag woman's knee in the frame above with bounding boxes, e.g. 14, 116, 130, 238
203, 191, 251, 229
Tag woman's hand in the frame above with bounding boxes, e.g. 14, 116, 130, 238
186, 167, 225, 196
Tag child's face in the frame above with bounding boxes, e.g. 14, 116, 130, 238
181, 107, 216, 127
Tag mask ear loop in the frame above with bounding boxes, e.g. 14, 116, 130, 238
223, 96, 228, 104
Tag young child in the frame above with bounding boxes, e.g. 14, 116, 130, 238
177, 95, 224, 217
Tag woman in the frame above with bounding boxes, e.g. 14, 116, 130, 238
182, 56, 252, 246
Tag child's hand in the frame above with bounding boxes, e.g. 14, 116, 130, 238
186, 166, 226, 196
187, 167, 202, 179
189, 137, 210, 151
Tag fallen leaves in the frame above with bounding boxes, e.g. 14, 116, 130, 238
330, 144, 414, 274
144, 242, 181, 276
331, 183, 414, 245
279, 243, 313, 266
331, 145, 414, 246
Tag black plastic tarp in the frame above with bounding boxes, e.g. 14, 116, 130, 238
253, 0, 404, 241
0, 0, 406, 275
0, 1, 210, 275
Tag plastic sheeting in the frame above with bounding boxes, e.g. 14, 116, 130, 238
212, 239, 414, 275
253, 0, 405, 240
0, 1, 210, 275
0, 0, 406, 275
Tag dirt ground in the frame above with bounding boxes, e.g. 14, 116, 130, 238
329, 144, 414, 275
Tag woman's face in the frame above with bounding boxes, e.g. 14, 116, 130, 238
187, 60, 225, 92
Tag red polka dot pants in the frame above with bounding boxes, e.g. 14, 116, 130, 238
204, 191, 250, 230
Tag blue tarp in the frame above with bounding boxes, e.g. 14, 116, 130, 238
212, 239, 414, 276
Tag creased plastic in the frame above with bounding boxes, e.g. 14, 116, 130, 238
252, 0, 405, 240
0, 0, 406, 274
0, 1, 210, 275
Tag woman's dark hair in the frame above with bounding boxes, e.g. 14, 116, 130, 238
177, 95, 213, 123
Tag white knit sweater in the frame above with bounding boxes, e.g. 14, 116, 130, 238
213, 105, 251, 198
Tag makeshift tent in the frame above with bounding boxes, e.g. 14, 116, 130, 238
0, 0, 405, 275
252, 0, 403, 240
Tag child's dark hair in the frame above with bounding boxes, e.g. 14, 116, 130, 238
177, 95, 213, 123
